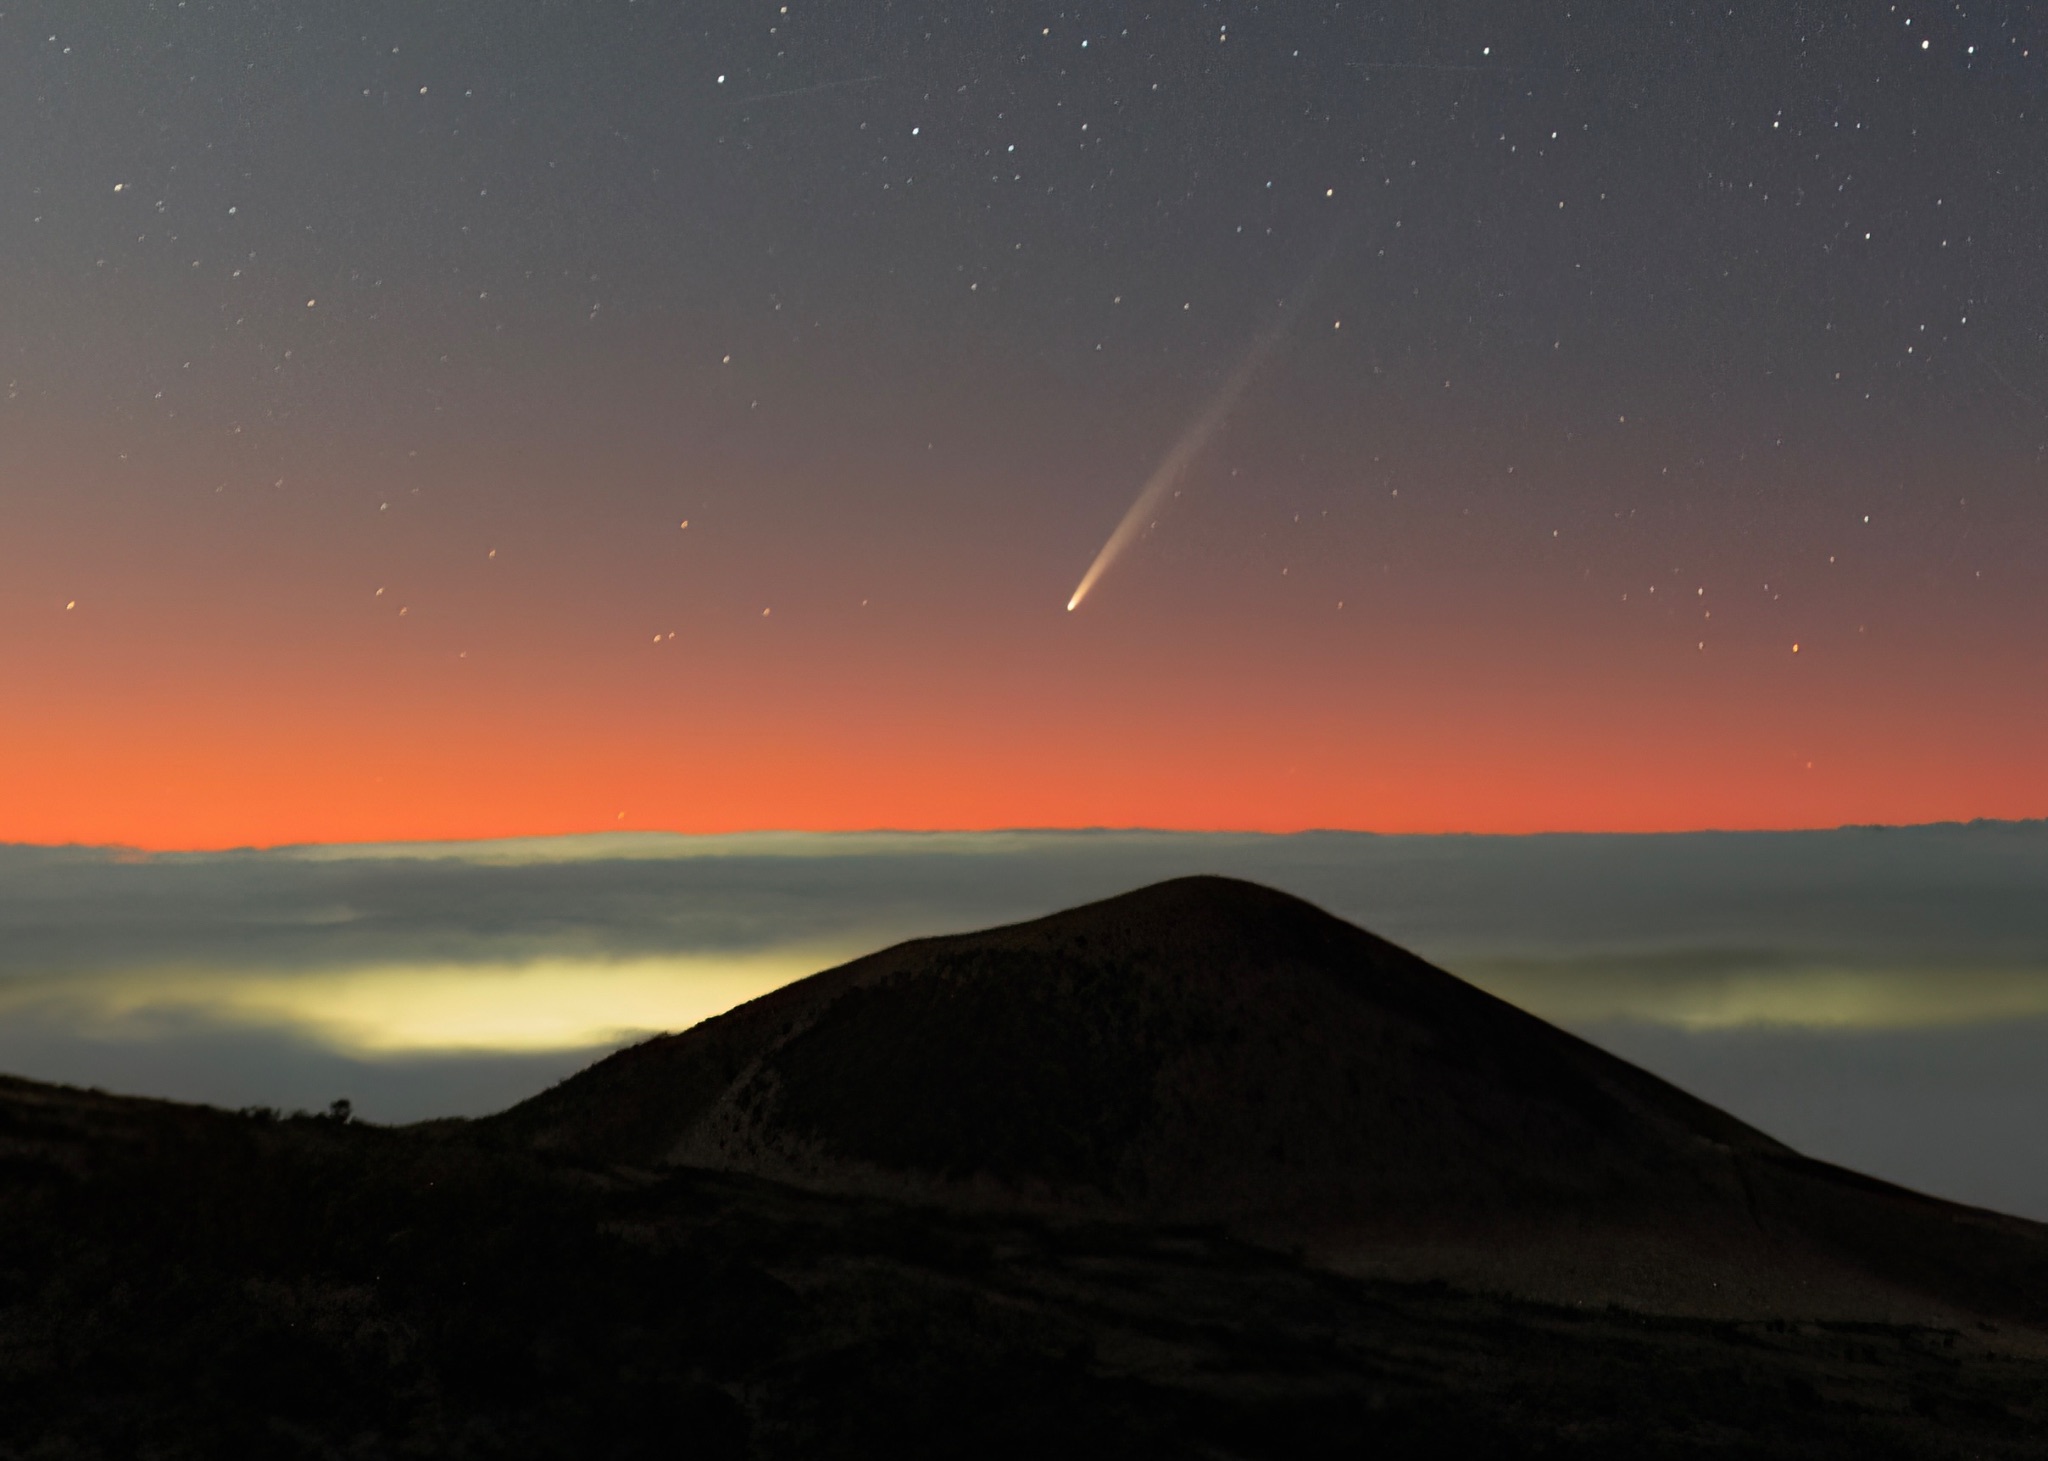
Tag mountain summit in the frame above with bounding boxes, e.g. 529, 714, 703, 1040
499, 876, 2048, 1321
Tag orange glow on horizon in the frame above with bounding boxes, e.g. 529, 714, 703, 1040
5, 424, 2041, 852
7, 632, 2041, 850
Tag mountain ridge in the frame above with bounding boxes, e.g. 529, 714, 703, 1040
5, 875, 2048, 1455
492, 876, 2048, 1324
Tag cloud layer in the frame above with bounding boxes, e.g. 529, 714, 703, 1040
3, 825, 2046, 1215
6, 824, 2043, 1035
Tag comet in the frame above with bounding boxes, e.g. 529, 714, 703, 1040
1066, 258, 1341, 614
1064, 326, 1284, 611
1065, 228, 1350, 614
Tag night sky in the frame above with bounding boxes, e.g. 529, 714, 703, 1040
5, 0, 2044, 847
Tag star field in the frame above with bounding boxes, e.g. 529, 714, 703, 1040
1, 0, 2042, 843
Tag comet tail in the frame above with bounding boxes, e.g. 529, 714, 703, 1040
1065, 304, 1301, 612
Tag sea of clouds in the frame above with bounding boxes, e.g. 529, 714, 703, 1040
2, 824, 2044, 1217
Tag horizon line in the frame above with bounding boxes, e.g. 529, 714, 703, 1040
6, 816, 2044, 860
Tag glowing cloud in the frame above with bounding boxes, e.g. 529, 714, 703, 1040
1462, 960, 2048, 1032
0, 953, 828, 1055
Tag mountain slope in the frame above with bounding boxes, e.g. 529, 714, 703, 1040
6, 877, 2048, 1455
496, 877, 2048, 1323
6, 1071, 2046, 1459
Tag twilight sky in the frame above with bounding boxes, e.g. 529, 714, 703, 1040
3, 1, 2044, 845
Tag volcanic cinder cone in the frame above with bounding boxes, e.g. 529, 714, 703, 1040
497, 876, 2048, 1322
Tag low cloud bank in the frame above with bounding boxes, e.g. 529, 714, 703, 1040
3, 825, 2045, 1215
8, 822, 2045, 987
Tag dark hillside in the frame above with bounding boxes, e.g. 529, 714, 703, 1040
496, 878, 2048, 1323
499, 879, 1788, 1197
1, 1074, 2045, 1459
5, 879, 2048, 1456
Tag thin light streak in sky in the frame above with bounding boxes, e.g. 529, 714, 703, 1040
1066, 325, 1282, 611
728, 74, 886, 105
1067, 244, 1339, 612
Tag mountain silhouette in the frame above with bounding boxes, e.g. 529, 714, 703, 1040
499, 876, 2048, 1322
6, 876, 2048, 1457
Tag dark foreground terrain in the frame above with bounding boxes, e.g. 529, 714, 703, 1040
3, 879, 2045, 1457
3, 1077, 2044, 1460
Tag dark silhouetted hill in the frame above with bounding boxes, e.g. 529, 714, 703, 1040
3, 877, 2046, 1457
495, 877, 2048, 1324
